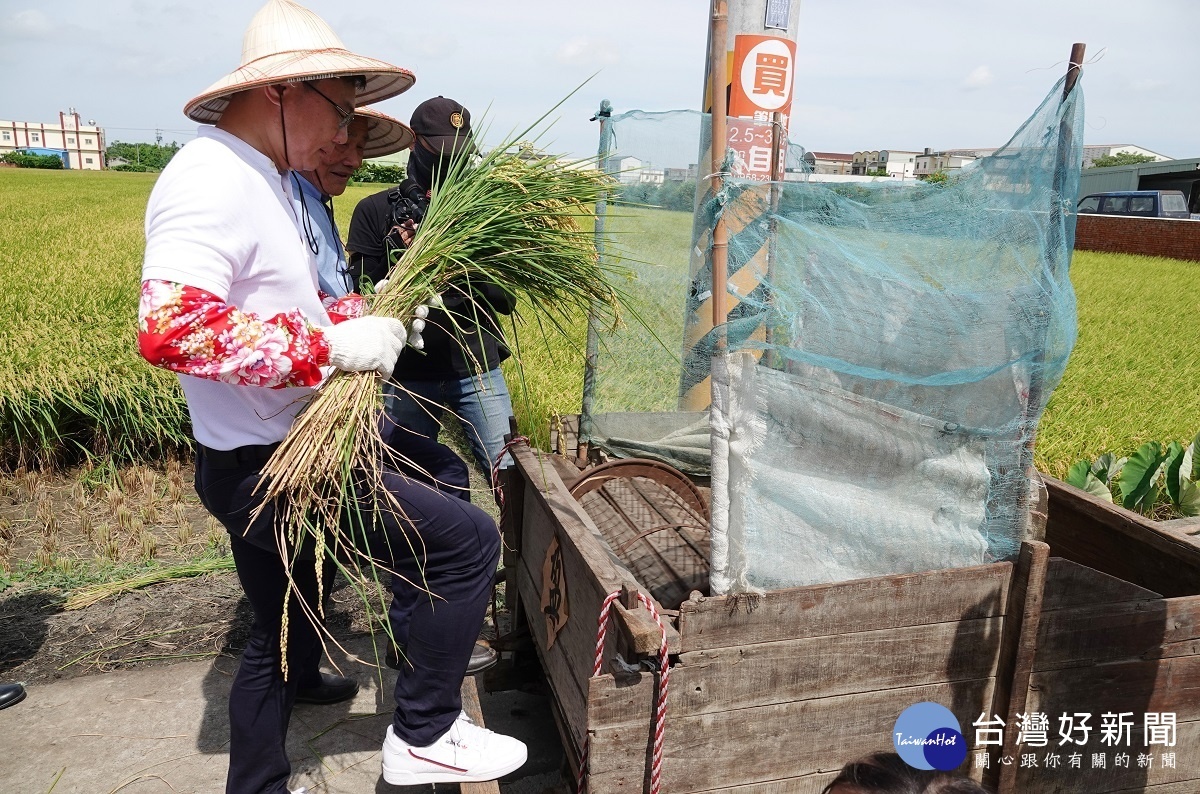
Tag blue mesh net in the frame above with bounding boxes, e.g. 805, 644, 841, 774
584, 75, 1083, 593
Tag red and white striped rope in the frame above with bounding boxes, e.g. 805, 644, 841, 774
577, 589, 670, 794
491, 434, 528, 512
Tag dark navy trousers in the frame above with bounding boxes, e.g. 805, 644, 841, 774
196, 427, 497, 794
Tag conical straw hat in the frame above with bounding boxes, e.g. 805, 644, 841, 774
185, 0, 414, 124
356, 108, 413, 159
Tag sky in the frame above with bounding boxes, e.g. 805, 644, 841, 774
1, 0, 1196, 161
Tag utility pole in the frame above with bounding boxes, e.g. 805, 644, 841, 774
155, 128, 163, 145
679, 0, 804, 410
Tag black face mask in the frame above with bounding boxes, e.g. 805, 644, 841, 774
407, 142, 451, 191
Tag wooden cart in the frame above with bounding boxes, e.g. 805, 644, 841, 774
497, 436, 1200, 793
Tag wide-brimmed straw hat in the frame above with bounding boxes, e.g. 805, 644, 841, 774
184, 0, 414, 124
356, 108, 413, 159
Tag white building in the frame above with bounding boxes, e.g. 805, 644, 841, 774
0, 109, 105, 170
914, 149, 983, 178
804, 151, 854, 175
878, 150, 921, 179
614, 156, 646, 184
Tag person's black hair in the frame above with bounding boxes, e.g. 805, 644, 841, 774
819, 753, 992, 794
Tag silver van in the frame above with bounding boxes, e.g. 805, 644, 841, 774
1076, 190, 1191, 219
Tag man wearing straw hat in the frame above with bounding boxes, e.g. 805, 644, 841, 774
292, 106, 501, 678
137, 1, 527, 791
293, 108, 413, 298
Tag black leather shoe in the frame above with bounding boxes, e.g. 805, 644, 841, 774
295, 673, 359, 705
386, 641, 499, 675
0, 683, 26, 710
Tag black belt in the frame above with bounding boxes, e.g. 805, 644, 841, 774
197, 442, 281, 470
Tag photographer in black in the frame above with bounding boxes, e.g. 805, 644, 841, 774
347, 96, 513, 675
347, 97, 516, 485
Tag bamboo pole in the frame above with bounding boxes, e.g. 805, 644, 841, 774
994, 49, 1084, 789
763, 109, 784, 362
578, 99, 614, 464
709, 0, 729, 336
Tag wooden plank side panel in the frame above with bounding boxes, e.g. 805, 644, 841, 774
1044, 476, 1200, 598
586, 679, 995, 793
1012, 720, 1200, 793
688, 773, 839, 794
992, 541, 1050, 794
589, 619, 1003, 728
677, 562, 1012, 653
1026, 655, 1200, 721
1033, 596, 1200, 671
1042, 557, 1162, 611
514, 522, 591, 757
1108, 781, 1200, 794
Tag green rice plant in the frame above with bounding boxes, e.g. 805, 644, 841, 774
1036, 251, 1200, 477
0, 169, 191, 470
64, 557, 236, 610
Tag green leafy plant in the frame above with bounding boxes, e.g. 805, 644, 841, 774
1066, 433, 1200, 518
2, 151, 64, 169
351, 161, 405, 184
1087, 152, 1158, 169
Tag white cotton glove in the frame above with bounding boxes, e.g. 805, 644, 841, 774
367, 279, 431, 350
408, 304, 428, 350
323, 316, 407, 376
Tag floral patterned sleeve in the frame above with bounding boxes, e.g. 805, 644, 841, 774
138, 279, 332, 388
322, 292, 365, 322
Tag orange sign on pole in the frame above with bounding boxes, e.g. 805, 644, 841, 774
728, 34, 796, 121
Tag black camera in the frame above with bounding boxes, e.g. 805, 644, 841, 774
384, 182, 429, 255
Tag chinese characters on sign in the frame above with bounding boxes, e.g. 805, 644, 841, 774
970, 712, 1178, 772
539, 534, 569, 649
726, 120, 786, 181
726, 34, 796, 182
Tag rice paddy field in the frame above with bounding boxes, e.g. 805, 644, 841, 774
2, 166, 1198, 483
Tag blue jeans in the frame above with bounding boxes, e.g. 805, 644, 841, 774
385, 368, 515, 486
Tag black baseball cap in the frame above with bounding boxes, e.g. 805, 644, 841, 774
410, 96, 473, 156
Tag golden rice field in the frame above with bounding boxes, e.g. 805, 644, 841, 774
1, 167, 1198, 480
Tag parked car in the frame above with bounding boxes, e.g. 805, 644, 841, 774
1076, 190, 1191, 219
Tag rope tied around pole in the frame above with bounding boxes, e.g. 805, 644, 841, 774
491, 434, 529, 513
576, 589, 671, 794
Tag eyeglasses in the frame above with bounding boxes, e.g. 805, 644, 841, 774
303, 82, 356, 130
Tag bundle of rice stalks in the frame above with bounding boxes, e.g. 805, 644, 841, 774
255, 131, 623, 656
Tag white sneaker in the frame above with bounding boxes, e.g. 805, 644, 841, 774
381, 713, 528, 785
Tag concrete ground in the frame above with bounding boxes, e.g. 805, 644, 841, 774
0, 634, 566, 794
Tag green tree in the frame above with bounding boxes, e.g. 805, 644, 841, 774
1, 151, 64, 169
922, 170, 950, 185
865, 168, 888, 177
351, 162, 405, 184
618, 182, 660, 205
105, 140, 181, 171
1088, 152, 1158, 169
658, 180, 697, 212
